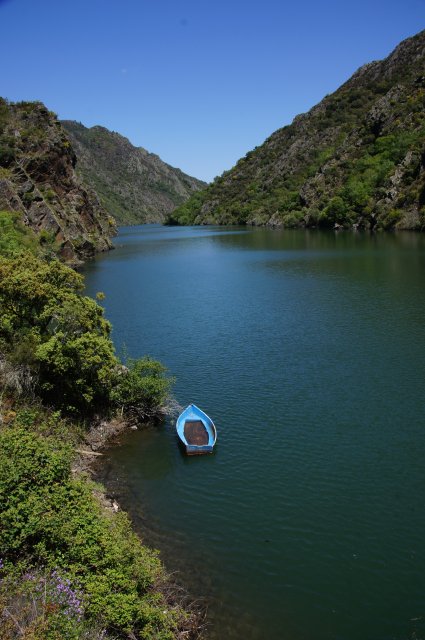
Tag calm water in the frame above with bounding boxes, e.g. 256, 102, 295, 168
82, 226, 425, 640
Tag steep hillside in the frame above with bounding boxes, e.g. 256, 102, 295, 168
62, 121, 206, 225
0, 99, 115, 262
170, 30, 425, 231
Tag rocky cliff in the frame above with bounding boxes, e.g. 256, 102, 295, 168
170, 30, 425, 231
61, 121, 206, 225
0, 99, 115, 263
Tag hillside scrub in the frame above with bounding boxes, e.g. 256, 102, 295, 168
168, 30, 425, 231
0, 415, 189, 639
0, 212, 171, 418
0, 98, 115, 263
61, 120, 206, 226
0, 211, 196, 639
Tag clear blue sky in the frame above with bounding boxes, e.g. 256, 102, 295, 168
0, 0, 423, 181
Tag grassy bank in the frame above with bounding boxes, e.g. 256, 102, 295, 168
0, 211, 199, 639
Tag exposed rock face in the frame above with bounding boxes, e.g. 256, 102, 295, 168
0, 100, 116, 263
170, 30, 425, 231
61, 121, 207, 225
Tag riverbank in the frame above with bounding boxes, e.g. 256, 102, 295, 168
0, 402, 204, 640
0, 212, 202, 639
77, 412, 205, 639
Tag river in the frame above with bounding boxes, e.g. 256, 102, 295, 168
82, 225, 425, 640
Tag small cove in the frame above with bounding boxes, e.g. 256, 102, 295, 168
83, 225, 425, 640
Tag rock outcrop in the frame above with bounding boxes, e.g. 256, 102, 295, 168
169, 30, 425, 231
61, 121, 206, 225
0, 100, 116, 263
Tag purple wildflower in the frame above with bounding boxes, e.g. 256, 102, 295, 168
23, 571, 36, 581
50, 570, 84, 621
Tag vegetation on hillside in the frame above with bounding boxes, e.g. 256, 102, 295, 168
0, 414, 187, 640
0, 211, 196, 639
168, 30, 425, 231
0, 99, 115, 263
62, 121, 206, 226
0, 247, 170, 419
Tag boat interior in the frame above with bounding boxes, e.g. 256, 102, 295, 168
184, 419, 209, 445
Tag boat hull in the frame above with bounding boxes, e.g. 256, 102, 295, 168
176, 404, 217, 455
185, 443, 215, 455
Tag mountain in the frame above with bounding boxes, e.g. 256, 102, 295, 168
61, 121, 207, 225
0, 99, 115, 263
169, 30, 425, 231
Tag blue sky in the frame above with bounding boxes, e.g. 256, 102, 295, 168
0, 0, 423, 181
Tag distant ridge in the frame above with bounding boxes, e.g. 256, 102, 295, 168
62, 121, 207, 225
169, 30, 425, 231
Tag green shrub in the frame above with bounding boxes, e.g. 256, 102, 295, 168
281, 210, 305, 227
319, 196, 350, 227
0, 144, 15, 166
0, 251, 172, 419
380, 208, 403, 229
111, 357, 173, 420
0, 423, 182, 638
0, 252, 114, 413
0, 210, 39, 257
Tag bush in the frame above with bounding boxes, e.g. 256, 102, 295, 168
111, 357, 173, 420
380, 208, 403, 229
0, 252, 114, 413
319, 196, 350, 227
280, 210, 305, 227
0, 250, 172, 419
0, 210, 39, 257
0, 144, 15, 166
0, 423, 182, 638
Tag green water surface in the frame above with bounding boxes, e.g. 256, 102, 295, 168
82, 226, 425, 640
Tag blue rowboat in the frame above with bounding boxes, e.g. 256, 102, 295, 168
176, 403, 217, 455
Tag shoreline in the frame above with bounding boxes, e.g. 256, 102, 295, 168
74, 411, 207, 639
